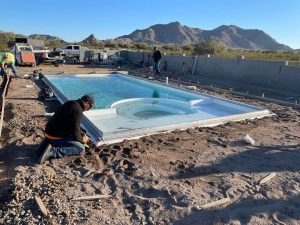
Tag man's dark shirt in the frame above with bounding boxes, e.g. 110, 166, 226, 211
153, 50, 162, 62
45, 100, 84, 143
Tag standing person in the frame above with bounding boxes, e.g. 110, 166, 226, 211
143, 54, 151, 73
152, 47, 162, 74
38, 95, 95, 164
0, 52, 19, 88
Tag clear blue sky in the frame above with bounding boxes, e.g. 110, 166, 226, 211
1, 0, 299, 49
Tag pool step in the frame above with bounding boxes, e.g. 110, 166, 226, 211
84, 108, 117, 117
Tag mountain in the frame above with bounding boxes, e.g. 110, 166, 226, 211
81, 34, 101, 45
29, 33, 102, 46
116, 22, 292, 51
1, 24, 294, 51
117, 22, 202, 45
29, 34, 66, 43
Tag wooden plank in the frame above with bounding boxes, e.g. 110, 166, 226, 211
0, 71, 10, 138
72, 194, 111, 201
258, 172, 277, 185
200, 197, 231, 209
34, 195, 48, 216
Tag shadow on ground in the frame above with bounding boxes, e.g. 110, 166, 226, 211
170, 144, 300, 180
173, 194, 300, 225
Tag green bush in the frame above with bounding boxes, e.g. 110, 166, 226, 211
193, 38, 225, 55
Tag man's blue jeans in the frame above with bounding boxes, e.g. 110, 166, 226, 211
1, 64, 18, 87
9, 63, 17, 76
48, 137, 85, 159
154, 61, 160, 74
1, 63, 18, 76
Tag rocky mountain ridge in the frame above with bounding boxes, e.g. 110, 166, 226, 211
116, 22, 292, 51
0, 23, 296, 51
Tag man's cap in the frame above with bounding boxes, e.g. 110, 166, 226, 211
81, 95, 95, 107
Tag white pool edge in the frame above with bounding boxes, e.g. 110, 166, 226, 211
98, 109, 273, 146
42, 73, 273, 146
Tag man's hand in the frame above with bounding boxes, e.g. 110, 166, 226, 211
82, 134, 89, 144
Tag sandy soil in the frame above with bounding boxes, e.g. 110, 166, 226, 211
1, 64, 300, 225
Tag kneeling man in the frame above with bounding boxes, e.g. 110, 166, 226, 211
38, 95, 95, 164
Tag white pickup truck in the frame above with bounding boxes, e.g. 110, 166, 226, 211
54, 45, 81, 57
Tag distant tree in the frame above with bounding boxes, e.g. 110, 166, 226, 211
181, 45, 193, 52
118, 43, 130, 49
0, 43, 8, 51
82, 41, 105, 49
193, 38, 225, 55
104, 40, 118, 48
7, 40, 15, 48
46, 40, 65, 49
134, 43, 149, 50
161, 44, 181, 55
162, 45, 173, 51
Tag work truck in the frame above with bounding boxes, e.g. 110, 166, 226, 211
54, 45, 89, 62
54, 45, 81, 57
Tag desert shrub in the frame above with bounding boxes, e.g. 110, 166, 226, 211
193, 38, 225, 56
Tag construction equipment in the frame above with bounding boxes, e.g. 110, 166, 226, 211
11, 43, 36, 67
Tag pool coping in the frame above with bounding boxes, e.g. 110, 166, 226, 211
42, 72, 273, 146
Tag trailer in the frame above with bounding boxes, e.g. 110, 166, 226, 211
11, 43, 36, 67
12, 38, 52, 66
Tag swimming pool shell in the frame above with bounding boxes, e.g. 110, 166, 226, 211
110, 98, 198, 120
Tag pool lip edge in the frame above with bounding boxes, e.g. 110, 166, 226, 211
42, 72, 273, 146
98, 108, 273, 146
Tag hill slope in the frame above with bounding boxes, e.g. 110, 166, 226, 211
81, 34, 101, 45
29, 34, 66, 42
116, 22, 292, 51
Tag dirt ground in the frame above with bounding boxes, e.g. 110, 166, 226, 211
1, 64, 300, 225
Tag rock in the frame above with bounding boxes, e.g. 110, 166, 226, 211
193, 205, 202, 211
132, 168, 143, 177
132, 151, 142, 158
169, 161, 176, 165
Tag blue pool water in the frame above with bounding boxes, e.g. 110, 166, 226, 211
45, 73, 270, 144
47, 74, 200, 109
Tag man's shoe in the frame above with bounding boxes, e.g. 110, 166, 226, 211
38, 144, 53, 164
37, 139, 48, 157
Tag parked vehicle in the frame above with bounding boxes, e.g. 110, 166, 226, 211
54, 45, 81, 57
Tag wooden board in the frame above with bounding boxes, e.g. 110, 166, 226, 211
34, 195, 48, 216
72, 194, 111, 201
258, 172, 277, 185
200, 197, 231, 209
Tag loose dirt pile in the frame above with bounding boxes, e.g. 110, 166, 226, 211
1, 65, 300, 225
